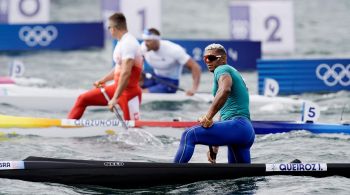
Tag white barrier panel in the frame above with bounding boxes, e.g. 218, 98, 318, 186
0, 0, 9, 23
101, 0, 161, 39
9, 60, 25, 77
121, 0, 161, 38
101, 0, 120, 39
229, 1, 294, 54
9, 0, 50, 24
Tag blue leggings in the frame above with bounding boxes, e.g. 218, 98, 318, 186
142, 74, 179, 93
174, 117, 255, 163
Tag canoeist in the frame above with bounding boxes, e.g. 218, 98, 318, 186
68, 13, 143, 120
140, 28, 201, 96
174, 43, 255, 164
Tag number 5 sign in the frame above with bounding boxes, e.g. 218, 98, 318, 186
229, 1, 294, 54
301, 101, 320, 123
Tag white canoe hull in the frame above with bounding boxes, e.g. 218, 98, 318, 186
0, 84, 303, 111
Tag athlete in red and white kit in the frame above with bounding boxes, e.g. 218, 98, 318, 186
68, 12, 143, 120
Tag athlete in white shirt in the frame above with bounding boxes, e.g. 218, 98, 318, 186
140, 28, 201, 96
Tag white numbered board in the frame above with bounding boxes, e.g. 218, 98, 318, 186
301, 101, 320, 123
263, 78, 279, 97
102, 0, 161, 39
120, 0, 161, 38
229, 1, 294, 53
8, 0, 50, 24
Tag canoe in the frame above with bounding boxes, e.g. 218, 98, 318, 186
0, 84, 303, 111
0, 156, 348, 188
0, 115, 349, 137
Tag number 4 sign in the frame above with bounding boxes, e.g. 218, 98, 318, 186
229, 1, 294, 54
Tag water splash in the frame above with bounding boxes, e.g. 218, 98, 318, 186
106, 128, 164, 147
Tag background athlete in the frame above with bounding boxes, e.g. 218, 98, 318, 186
174, 43, 255, 164
140, 28, 201, 96
68, 13, 143, 120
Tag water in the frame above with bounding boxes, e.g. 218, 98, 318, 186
1, 0, 350, 194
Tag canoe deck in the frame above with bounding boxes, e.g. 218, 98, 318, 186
0, 156, 349, 188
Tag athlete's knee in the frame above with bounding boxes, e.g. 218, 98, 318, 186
180, 128, 196, 145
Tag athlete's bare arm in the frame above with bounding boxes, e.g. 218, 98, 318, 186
185, 58, 201, 96
205, 74, 232, 121
108, 58, 134, 111
93, 68, 115, 87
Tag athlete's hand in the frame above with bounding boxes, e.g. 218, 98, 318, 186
93, 80, 105, 88
108, 98, 117, 112
186, 89, 196, 96
198, 114, 213, 128
207, 146, 219, 164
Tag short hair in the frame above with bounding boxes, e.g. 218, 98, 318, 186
147, 28, 161, 36
109, 12, 127, 30
204, 43, 227, 55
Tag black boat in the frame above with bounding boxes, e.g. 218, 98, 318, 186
0, 156, 349, 188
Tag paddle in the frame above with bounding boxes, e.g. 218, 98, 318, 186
99, 87, 128, 130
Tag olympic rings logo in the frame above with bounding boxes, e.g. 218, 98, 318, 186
316, 63, 350, 87
19, 25, 58, 47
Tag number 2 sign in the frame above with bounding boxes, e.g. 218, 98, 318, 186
229, 1, 294, 54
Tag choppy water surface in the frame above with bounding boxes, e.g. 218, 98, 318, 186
0, 0, 350, 194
